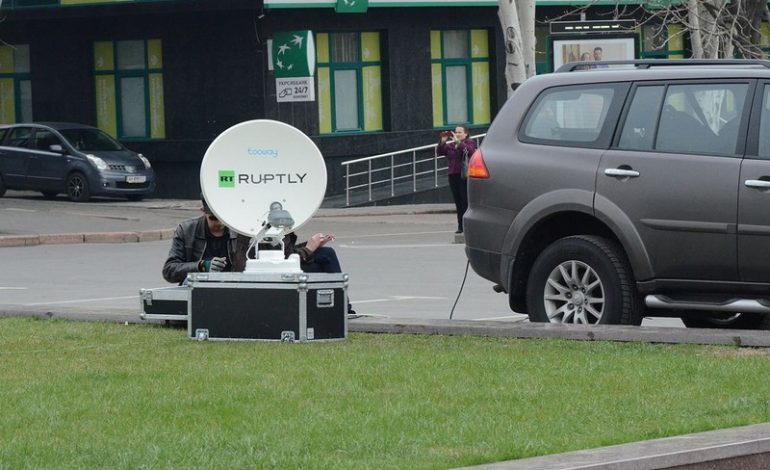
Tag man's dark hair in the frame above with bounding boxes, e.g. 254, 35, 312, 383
200, 194, 212, 214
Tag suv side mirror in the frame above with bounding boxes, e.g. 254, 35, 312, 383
49, 144, 66, 153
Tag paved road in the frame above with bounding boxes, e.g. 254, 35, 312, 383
0, 190, 683, 327
0, 191, 514, 321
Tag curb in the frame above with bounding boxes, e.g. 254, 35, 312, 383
348, 317, 770, 347
456, 422, 770, 470
0, 229, 176, 248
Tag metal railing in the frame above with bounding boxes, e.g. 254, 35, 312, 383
340, 134, 485, 206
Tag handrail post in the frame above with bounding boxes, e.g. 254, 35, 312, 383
412, 150, 417, 192
390, 154, 395, 196
368, 160, 372, 202
434, 147, 438, 187
345, 164, 350, 206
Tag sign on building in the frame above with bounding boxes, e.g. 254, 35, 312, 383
335, 0, 368, 13
272, 30, 315, 78
276, 77, 316, 103
272, 30, 316, 102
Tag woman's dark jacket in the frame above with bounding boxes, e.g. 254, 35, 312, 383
437, 139, 477, 176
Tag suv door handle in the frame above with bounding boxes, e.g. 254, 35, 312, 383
744, 179, 770, 189
604, 168, 640, 178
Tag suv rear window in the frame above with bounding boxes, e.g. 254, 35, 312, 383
521, 86, 616, 144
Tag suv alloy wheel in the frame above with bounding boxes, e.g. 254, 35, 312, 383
526, 236, 643, 325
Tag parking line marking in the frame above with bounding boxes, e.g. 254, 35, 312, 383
345, 230, 454, 239
354, 296, 446, 304
0, 287, 28, 290
339, 243, 459, 249
472, 315, 529, 322
25, 295, 137, 306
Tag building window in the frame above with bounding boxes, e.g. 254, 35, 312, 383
93, 39, 165, 139
0, 45, 32, 124
316, 31, 384, 134
431, 29, 491, 128
760, 22, 770, 59
535, 25, 550, 74
641, 24, 669, 59
666, 24, 685, 59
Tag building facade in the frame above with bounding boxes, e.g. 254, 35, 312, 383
0, 0, 755, 199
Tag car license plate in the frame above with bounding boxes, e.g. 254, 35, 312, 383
126, 175, 146, 183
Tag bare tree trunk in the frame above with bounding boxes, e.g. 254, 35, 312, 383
688, 0, 704, 58
702, 0, 722, 59
519, 0, 536, 79
498, 0, 536, 98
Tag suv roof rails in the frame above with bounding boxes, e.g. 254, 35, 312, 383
555, 59, 770, 73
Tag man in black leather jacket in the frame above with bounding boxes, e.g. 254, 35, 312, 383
162, 199, 355, 314
162, 199, 239, 284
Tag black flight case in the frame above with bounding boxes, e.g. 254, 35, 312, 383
186, 271, 348, 342
140, 286, 189, 322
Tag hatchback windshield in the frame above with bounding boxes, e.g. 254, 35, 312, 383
59, 128, 124, 151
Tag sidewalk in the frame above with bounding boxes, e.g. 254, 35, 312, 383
0, 192, 456, 247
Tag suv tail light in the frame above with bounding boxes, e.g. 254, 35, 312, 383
468, 149, 489, 179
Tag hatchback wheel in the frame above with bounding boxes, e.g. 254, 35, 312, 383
681, 311, 770, 330
526, 235, 643, 325
66, 173, 90, 202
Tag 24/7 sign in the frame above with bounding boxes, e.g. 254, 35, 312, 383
276, 77, 316, 103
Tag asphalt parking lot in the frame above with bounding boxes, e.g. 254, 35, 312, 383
0, 190, 687, 327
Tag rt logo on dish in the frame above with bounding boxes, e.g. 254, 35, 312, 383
218, 170, 235, 188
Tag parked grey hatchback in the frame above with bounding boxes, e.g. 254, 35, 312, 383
464, 60, 770, 329
0, 122, 156, 202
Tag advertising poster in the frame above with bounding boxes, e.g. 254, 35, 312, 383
553, 37, 636, 70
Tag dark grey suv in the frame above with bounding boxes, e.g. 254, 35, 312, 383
0, 122, 156, 202
465, 60, 770, 329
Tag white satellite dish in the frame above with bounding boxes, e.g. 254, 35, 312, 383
199, 120, 327, 238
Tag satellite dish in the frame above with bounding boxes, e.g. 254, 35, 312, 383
199, 120, 327, 237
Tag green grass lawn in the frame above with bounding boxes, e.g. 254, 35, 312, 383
1, 317, 769, 469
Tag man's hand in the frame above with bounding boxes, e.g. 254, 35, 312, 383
306, 233, 335, 253
201, 257, 227, 272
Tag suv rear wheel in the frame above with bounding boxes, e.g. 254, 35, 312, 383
526, 235, 643, 325
681, 311, 770, 330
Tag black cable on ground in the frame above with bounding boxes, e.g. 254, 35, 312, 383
449, 259, 471, 320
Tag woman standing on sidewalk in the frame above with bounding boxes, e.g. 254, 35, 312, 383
437, 125, 476, 234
